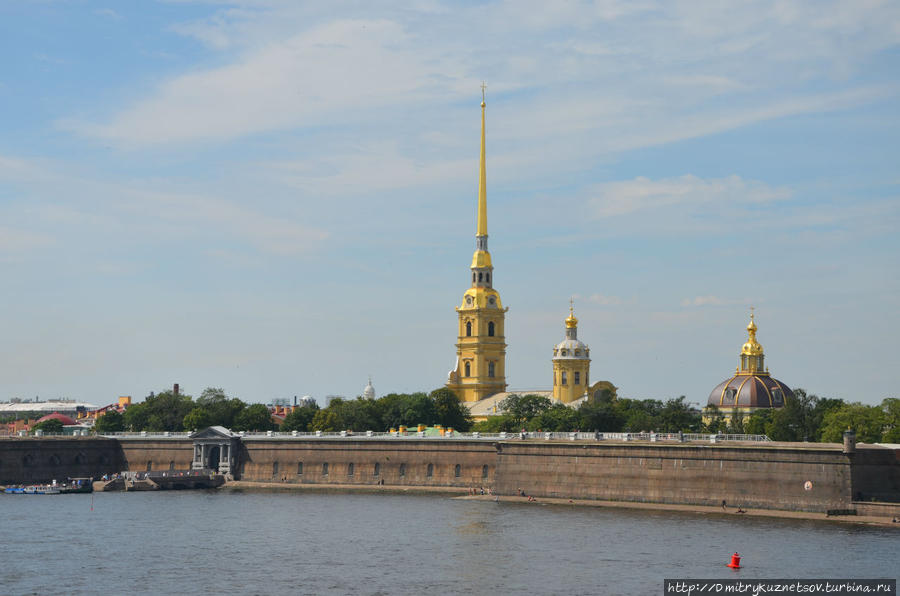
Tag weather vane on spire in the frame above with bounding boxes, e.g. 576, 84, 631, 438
481, 81, 487, 103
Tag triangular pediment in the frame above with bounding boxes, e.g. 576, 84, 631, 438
190, 426, 235, 439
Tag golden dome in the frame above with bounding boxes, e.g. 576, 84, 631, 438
470, 249, 492, 269
741, 313, 764, 356
565, 303, 578, 329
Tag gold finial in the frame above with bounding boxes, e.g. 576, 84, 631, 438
566, 298, 578, 328
480, 81, 487, 106
741, 308, 763, 357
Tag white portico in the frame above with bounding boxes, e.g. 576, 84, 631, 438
190, 426, 238, 474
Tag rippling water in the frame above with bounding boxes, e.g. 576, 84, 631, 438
1, 491, 897, 595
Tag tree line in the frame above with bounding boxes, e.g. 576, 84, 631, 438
86, 385, 898, 443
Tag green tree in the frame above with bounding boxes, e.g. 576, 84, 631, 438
879, 398, 900, 443
577, 400, 625, 432
196, 387, 246, 428
430, 387, 473, 431
233, 403, 275, 431
819, 403, 886, 443
471, 414, 518, 432
745, 409, 772, 436
93, 410, 124, 433
703, 404, 726, 433
31, 418, 64, 434
530, 403, 581, 431
183, 407, 212, 431
658, 396, 700, 432
727, 408, 745, 434
500, 394, 552, 427
281, 404, 319, 432
124, 389, 195, 432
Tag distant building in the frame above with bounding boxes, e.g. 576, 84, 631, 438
363, 378, 375, 400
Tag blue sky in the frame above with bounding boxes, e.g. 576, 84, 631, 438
1, 0, 898, 407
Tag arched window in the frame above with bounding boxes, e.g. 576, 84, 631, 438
466, 321, 472, 336
169, 460, 175, 470
574, 372, 580, 385
488, 361, 495, 378
399, 463, 406, 477
322, 462, 329, 476
374, 462, 381, 476
297, 462, 303, 475
482, 464, 489, 479
478, 272, 483, 282
561, 371, 567, 385
488, 321, 495, 337
486, 273, 490, 283
454, 464, 461, 477
426, 463, 434, 478
473, 273, 476, 283
348, 463, 354, 476
464, 361, 471, 377
272, 461, 279, 476
146, 461, 153, 472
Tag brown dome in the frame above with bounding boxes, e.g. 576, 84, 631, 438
707, 374, 793, 409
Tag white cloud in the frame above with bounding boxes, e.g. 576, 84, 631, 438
589, 174, 792, 218
63, 18, 457, 145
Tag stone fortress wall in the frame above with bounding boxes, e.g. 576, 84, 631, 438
3, 436, 898, 514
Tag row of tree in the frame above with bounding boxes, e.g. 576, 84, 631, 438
92, 387, 473, 434
89, 384, 898, 443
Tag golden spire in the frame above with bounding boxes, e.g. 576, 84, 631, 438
566, 297, 578, 328
476, 81, 487, 238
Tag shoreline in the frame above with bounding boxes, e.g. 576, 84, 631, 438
221, 481, 899, 528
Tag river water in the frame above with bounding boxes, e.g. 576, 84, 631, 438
1, 491, 897, 595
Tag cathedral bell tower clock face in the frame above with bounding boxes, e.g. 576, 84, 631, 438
489, 297, 495, 306
466, 296, 473, 306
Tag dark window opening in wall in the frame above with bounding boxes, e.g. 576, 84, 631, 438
297, 462, 303, 475
574, 372, 580, 385
466, 321, 472, 337
488, 321, 495, 337
74, 453, 84, 465
374, 462, 381, 476
482, 465, 489, 479
426, 463, 434, 478
146, 461, 153, 472
488, 361, 495, 378
98, 454, 108, 465
399, 463, 406, 477
169, 461, 175, 471
478, 272, 483, 282
322, 463, 329, 476
348, 463, 355, 476
486, 273, 490, 283
473, 273, 476, 283
22, 455, 32, 467
272, 461, 279, 477
561, 371, 567, 385
464, 362, 471, 377
454, 464, 461, 478
48, 454, 60, 466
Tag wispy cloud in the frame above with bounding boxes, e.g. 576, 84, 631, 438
588, 174, 792, 218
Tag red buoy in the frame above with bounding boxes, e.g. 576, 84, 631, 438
727, 552, 742, 569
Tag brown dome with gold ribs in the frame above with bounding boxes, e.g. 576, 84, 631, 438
707, 312, 793, 409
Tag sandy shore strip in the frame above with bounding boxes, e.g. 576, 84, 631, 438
222, 481, 899, 527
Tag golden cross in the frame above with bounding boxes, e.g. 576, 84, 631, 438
750, 305, 755, 320
481, 81, 487, 102
570, 296, 575, 314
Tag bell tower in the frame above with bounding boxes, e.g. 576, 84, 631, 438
447, 86, 508, 402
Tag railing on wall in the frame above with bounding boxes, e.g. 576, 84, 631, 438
96, 430, 772, 443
